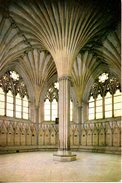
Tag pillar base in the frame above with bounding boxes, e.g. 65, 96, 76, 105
53, 150, 77, 162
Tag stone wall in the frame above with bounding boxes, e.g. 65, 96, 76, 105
0, 119, 121, 154
70, 121, 121, 147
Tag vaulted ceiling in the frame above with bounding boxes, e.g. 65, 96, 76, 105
0, 0, 120, 102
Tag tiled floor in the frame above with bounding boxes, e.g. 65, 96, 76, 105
0, 151, 121, 182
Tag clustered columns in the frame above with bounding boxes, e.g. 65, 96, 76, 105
35, 106, 39, 145
77, 104, 82, 124
77, 104, 82, 145
53, 76, 76, 161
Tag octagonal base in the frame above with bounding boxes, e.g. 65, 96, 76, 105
53, 150, 77, 162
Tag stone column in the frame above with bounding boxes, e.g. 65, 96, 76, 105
77, 105, 82, 145
77, 105, 82, 123
35, 106, 39, 145
53, 76, 76, 161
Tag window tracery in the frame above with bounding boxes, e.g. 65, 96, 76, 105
44, 82, 73, 122
88, 73, 121, 120
0, 71, 29, 119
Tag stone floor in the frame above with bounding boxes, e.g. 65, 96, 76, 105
0, 151, 121, 182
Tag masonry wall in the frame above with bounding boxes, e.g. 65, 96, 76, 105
0, 118, 121, 154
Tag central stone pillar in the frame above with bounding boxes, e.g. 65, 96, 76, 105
53, 76, 76, 161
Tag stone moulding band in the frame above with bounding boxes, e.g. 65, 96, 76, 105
58, 75, 71, 82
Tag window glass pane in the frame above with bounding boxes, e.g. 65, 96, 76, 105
0, 87, 5, 102
52, 99, 57, 110
89, 108, 94, 114
96, 99, 102, 106
105, 92, 112, 117
0, 108, 4, 115
114, 90, 122, 117
89, 113, 94, 120
52, 111, 57, 120
44, 99, 50, 120
7, 91, 13, 117
105, 105, 112, 111
7, 103, 13, 110
96, 94, 103, 119
22, 96, 29, 119
16, 105, 21, 112
105, 98, 112, 105
52, 99, 57, 120
96, 112, 102, 119
105, 111, 112, 118
16, 112, 21, 118
105, 92, 112, 105
16, 94, 22, 118
7, 110, 13, 117
44, 99, 50, 108
45, 110, 50, 115
96, 106, 102, 113
45, 115, 50, 121
0, 88, 5, 115
23, 113, 28, 119
89, 102, 94, 108
7, 91, 13, 103
114, 110, 122, 117
114, 103, 121, 110
114, 96, 121, 103
23, 96, 28, 107
23, 106, 28, 112
88, 97, 94, 120
0, 101, 4, 108
16, 93, 21, 105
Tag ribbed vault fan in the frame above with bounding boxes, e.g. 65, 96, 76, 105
17, 50, 57, 106
71, 52, 109, 104
9, 0, 115, 76
95, 27, 121, 79
0, 16, 30, 70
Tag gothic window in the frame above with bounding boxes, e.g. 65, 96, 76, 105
44, 82, 73, 122
44, 82, 58, 121
0, 71, 29, 120
88, 73, 121, 120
